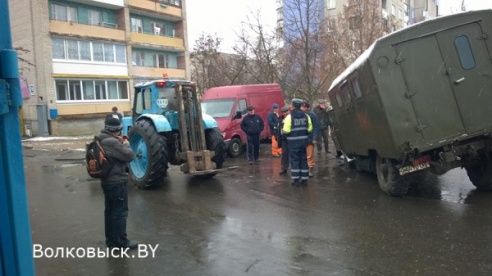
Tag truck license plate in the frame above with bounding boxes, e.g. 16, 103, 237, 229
399, 162, 430, 175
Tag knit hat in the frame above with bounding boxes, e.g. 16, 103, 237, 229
272, 103, 279, 109
105, 117, 122, 132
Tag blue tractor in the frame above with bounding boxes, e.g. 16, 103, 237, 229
121, 79, 225, 189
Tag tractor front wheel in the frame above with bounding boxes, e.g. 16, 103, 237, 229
206, 128, 225, 169
128, 119, 169, 189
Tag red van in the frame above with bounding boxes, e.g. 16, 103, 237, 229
200, 84, 285, 157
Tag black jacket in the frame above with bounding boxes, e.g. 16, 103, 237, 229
98, 129, 134, 184
240, 114, 264, 136
313, 105, 331, 129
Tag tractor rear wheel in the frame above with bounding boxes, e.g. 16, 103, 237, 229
375, 154, 410, 196
206, 128, 225, 169
128, 119, 169, 189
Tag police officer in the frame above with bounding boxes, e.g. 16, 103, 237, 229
276, 106, 291, 175
283, 99, 313, 186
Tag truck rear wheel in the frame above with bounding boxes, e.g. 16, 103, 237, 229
375, 155, 410, 196
465, 155, 492, 190
128, 119, 169, 189
227, 137, 242, 157
206, 128, 225, 169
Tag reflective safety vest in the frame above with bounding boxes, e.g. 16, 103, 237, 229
283, 109, 312, 146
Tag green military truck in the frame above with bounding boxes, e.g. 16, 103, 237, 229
328, 10, 492, 196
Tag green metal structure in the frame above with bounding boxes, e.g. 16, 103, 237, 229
328, 10, 492, 196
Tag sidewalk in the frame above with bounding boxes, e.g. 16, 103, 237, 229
21, 136, 92, 162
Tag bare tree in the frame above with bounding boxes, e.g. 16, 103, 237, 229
233, 9, 281, 84
280, 0, 331, 104
320, 0, 400, 96
190, 33, 225, 95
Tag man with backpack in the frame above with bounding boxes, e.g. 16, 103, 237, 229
98, 117, 137, 249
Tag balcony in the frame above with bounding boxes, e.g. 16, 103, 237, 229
50, 21, 125, 41
69, 0, 124, 8
132, 66, 186, 79
128, 0, 182, 20
130, 32, 184, 51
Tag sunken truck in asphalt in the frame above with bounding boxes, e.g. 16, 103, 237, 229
328, 10, 492, 196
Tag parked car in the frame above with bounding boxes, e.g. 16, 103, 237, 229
201, 83, 285, 157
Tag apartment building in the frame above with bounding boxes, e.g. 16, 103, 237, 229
276, 0, 438, 40
9, 0, 189, 136
322, 0, 438, 28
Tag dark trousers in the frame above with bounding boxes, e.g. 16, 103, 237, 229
288, 145, 309, 180
246, 134, 260, 161
317, 128, 330, 153
101, 181, 129, 247
281, 139, 289, 171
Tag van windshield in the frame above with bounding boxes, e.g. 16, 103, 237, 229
201, 99, 234, 118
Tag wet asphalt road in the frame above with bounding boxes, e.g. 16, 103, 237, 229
22, 141, 492, 275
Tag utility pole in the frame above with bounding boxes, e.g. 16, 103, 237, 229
461, 0, 466, 11
0, 0, 35, 275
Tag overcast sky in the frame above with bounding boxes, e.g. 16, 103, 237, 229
186, 0, 492, 53
186, 0, 276, 53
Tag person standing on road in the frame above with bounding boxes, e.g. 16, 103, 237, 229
98, 117, 137, 249
106, 106, 123, 122
313, 99, 332, 155
240, 106, 264, 165
283, 99, 312, 186
301, 102, 319, 178
267, 103, 282, 158
276, 106, 291, 175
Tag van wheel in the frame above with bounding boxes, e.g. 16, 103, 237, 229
375, 154, 409, 196
227, 137, 242, 157
465, 155, 492, 190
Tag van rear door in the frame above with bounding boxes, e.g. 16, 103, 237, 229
396, 34, 465, 145
436, 22, 492, 134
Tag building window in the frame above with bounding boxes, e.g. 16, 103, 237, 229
392, 4, 395, 15
349, 16, 361, 30
162, 0, 181, 7
454, 35, 476, 70
88, 9, 101, 26
115, 45, 126, 64
69, 80, 82, 100
153, 53, 169, 68
327, 0, 336, 9
55, 79, 129, 102
51, 38, 126, 64
103, 43, 115, 62
52, 38, 65, 59
133, 50, 175, 68
132, 51, 145, 66
50, 3, 78, 22
152, 22, 166, 36
131, 17, 143, 33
